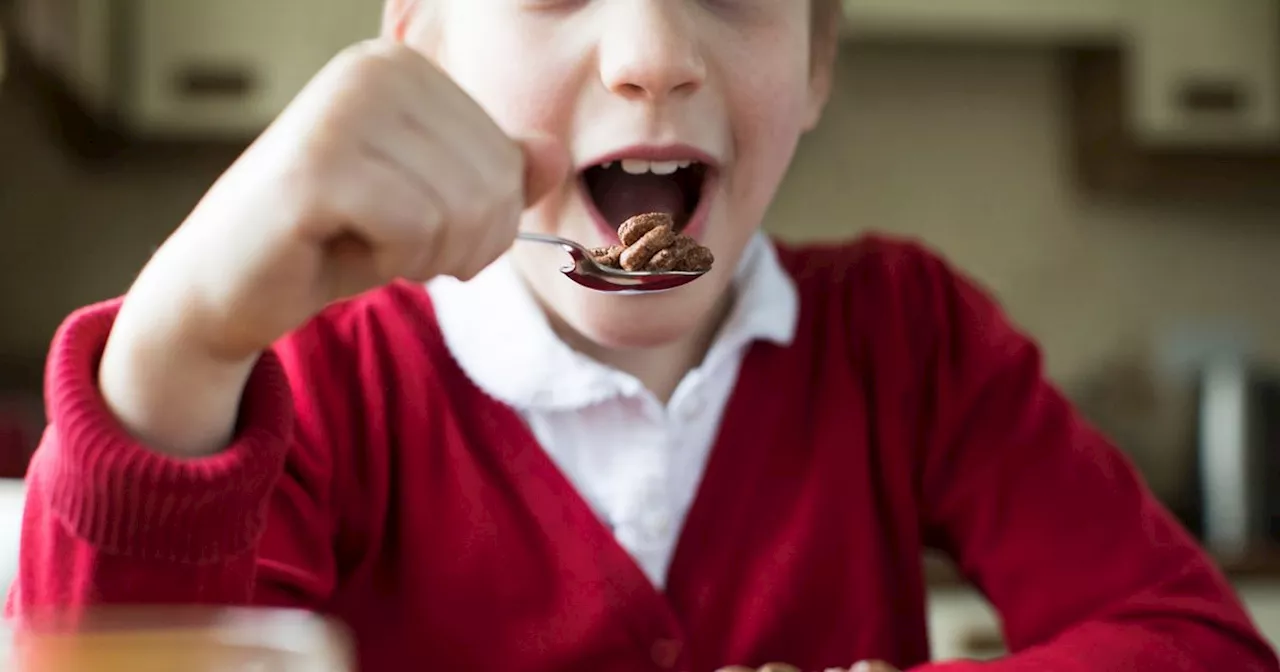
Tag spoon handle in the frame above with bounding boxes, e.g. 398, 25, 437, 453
515, 232, 591, 257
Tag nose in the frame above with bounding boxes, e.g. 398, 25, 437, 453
598, 1, 706, 102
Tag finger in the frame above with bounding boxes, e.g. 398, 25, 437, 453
518, 132, 571, 207
328, 148, 442, 283
760, 664, 800, 672
428, 132, 553, 279
377, 132, 488, 281
454, 188, 521, 281
451, 131, 566, 278
380, 44, 532, 194
355, 107, 473, 279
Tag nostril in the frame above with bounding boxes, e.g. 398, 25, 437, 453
672, 80, 700, 96
616, 82, 648, 99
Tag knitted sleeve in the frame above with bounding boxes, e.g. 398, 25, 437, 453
6, 299, 340, 615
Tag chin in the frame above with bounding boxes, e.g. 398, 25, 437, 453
563, 292, 714, 350
516, 251, 735, 352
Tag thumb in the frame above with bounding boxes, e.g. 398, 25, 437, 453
517, 133, 571, 207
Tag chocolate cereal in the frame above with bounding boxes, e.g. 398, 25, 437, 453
590, 213, 715, 273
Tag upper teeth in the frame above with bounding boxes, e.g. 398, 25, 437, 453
612, 159, 695, 175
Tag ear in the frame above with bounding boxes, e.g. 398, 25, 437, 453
803, 21, 839, 132
381, 0, 418, 41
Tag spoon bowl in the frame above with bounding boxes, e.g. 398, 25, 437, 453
516, 232, 707, 294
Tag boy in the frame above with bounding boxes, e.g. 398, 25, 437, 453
7, 1, 1278, 671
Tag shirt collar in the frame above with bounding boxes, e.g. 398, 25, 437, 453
428, 232, 798, 412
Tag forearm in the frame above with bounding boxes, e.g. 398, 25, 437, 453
101, 281, 258, 458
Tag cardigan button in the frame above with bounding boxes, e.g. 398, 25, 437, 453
650, 638, 682, 669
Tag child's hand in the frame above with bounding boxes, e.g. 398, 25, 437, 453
134, 38, 568, 363
100, 39, 569, 456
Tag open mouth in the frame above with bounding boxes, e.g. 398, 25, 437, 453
580, 158, 712, 236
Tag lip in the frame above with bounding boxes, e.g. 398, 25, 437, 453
578, 143, 721, 172
577, 143, 721, 245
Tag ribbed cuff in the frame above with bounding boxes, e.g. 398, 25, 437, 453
41, 299, 295, 564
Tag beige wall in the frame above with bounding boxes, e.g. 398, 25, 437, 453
3, 45, 1280, 389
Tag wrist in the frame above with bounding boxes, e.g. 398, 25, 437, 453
100, 296, 259, 458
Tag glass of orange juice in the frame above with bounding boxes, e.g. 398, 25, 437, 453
4, 607, 352, 671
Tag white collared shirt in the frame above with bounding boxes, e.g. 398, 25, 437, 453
428, 234, 799, 588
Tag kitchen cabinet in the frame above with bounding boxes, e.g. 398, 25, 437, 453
1068, 48, 1280, 202
11, 0, 114, 113
1128, 0, 1280, 148
836, 0, 1280, 199
128, 0, 378, 137
1068, 0, 1280, 200
8, 0, 379, 150
841, 0, 1126, 46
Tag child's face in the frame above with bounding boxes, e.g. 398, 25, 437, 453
390, 1, 834, 350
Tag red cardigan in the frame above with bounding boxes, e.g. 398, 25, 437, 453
7, 236, 1276, 671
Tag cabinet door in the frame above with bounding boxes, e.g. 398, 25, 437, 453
1130, 0, 1280, 148
841, 0, 1126, 44
125, 0, 380, 137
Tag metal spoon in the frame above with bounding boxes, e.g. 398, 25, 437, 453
516, 232, 708, 293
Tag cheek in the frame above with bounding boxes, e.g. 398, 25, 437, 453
432, 21, 578, 138
725, 58, 812, 194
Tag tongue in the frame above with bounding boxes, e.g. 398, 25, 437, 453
590, 171, 687, 227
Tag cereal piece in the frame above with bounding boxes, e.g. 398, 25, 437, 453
676, 245, 714, 272
590, 245, 624, 268
645, 236, 693, 271
669, 236, 697, 254
619, 224, 675, 271
646, 248, 680, 271
618, 213, 673, 246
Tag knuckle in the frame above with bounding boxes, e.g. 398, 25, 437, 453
332, 40, 382, 72
332, 42, 398, 88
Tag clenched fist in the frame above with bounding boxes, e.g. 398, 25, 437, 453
133, 38, 568, 363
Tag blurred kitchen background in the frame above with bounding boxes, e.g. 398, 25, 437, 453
1, 0, 1280, 658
